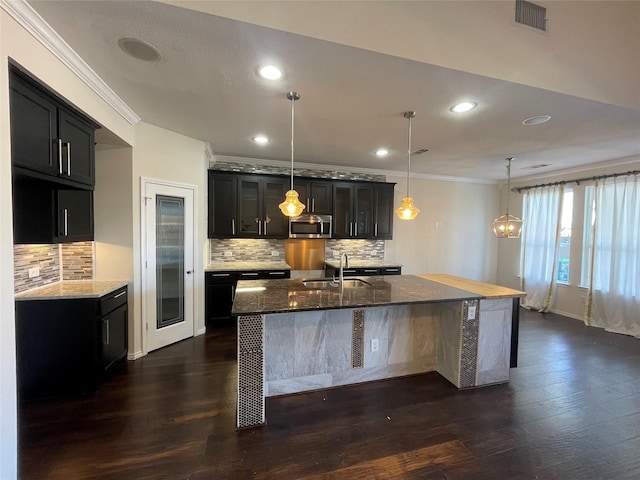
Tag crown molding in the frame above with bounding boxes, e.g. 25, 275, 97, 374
1, 0, 140, 125
215, 155, 497, 185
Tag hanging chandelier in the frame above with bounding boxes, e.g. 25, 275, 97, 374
279, 91, 306, 217
492, 157, 523, 238
396, 111, 420, 220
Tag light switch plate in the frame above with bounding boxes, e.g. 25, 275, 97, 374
28, 267, 40, 278
468, 305, 477, 320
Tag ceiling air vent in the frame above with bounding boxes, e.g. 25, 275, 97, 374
515, 0, 547, 32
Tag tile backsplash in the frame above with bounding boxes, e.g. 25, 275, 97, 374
209, 238, 384, 264
14, 242, 94, 294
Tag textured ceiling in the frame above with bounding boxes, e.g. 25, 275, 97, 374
28, 0, 640, 181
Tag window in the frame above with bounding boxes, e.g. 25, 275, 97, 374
581, 186, 595, 286
557, 189, 573, 283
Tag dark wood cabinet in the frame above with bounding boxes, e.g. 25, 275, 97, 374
325, 265, 402, 278
10, 66, 97, 187
205, 269, 290, 325
15, 286, 128, 400
237, 175, 289, 238
13, 178, 94, 244
294, 179, 333, 214
333, 182, 394, 239
208, 171, 394, 239
208, 172, 237, 237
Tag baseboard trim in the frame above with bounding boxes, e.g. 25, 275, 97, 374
549, 308, 585, 322
127, 350, 145, 361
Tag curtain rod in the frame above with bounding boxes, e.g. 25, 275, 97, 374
512, 169, 640, 193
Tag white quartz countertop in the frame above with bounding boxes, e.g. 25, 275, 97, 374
205, 261, 291, 272
15, 280, 129, 301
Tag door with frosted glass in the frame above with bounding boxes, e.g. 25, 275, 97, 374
144, 181, 195, 352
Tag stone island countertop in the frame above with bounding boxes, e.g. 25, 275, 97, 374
15, 280, 129, 301
231, 274, 482, 315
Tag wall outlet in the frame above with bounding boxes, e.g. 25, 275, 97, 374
28, 267, 40, 278
435, 221, 444, 229
271, 250, 279, 256
468, 305, 477, 320
371, 338, 379, 352
224, 251, 233, 257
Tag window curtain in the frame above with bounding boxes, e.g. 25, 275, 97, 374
586, 176, 640, 338
520, 185, 563, 312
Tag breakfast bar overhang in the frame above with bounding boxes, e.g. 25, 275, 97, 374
232, 274, 525, 428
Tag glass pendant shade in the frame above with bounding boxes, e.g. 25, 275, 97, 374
279, 189, 305, 216
492, 157, 523, 238
281, 91, 305, 217
396, 196, 420, 220
492, 214, 523, 238
396, 111, 420, 220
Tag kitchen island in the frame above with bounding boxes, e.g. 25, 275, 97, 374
232, 274, 524, 428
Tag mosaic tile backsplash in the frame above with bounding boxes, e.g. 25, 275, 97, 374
209, 238, 384, 264
211, 160, 386, 183
14, 242, 94, 294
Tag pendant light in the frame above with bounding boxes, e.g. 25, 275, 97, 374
396, 111, 420, 220
279, 91, 306, 217
492, 157, 523, 238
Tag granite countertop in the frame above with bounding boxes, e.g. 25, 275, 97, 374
15, 280, 129, 301
324, 259, 402, 269
231, 274, 482, 315
419, 274, 526, 299
205, 261, 291, 273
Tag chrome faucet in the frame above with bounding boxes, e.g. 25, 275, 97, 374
339, 253, 349, 290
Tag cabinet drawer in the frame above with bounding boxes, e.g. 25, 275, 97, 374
360, 268, 381, 276
380, 267, 402, 275
206, 272, 236, 284
99, 287, 127, 316
259, 270, 291, 279
237, 271, 261, 280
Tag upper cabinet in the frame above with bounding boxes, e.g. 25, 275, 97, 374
333, 182, 395, 239
208, 171, 395, 240
294, 178, 332, 214
208, 171, 290, 239
9, 66, 98, 188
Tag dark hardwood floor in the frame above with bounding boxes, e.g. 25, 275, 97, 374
19, 309, 640, 479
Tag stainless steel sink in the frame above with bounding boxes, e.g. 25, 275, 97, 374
302, 278, 371, 289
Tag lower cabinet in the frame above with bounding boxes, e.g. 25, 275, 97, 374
15, 287, 128, 400
205, 269, 290, 326
325, 265, 402, 278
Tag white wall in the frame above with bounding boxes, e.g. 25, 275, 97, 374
496, 158, 640, 320
130, 122, 208, 356
385, 174, 499, 282
95, 146, 135, 352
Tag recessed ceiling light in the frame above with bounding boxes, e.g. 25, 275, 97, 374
252, 135, 270, 144
117, 38, 161, 62
522, 115, 552, 125
450, 102, 477, 113
259, 65, 282, 80
375, 148, 389, 157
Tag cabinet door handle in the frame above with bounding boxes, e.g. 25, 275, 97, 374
231, 219, 235, 235
354, 222, 358, 237
63, 208, 68, 236
211, 273, 231, 277
104, 318, 110, 345
364, 269, 378, 273
113, 291, 126, 299
375, 223, 378, 236
263, 220, 267, 236
65, 142, 71, 176
349, 222, 353, 236
58, 139, 63, 174
311, 198, 315, 212
306, 198, 310, 210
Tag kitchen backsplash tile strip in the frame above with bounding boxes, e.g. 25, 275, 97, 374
209, 238, 385, 264
211, 160, 386, 182
209, 239, 286, 263
61, 242, 94, 280
326, 239, 385, 261
13, 244, 61, 293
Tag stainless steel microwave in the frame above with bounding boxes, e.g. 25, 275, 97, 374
289, 214, 332, 239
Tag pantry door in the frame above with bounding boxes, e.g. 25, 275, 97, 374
142, 178, 195, 353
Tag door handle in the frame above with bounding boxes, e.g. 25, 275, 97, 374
186, 270, 193, 274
